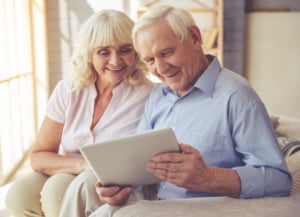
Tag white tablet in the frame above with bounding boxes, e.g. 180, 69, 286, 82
80, 127, 179, 186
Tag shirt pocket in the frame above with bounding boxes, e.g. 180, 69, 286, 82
183, 130, 225, 165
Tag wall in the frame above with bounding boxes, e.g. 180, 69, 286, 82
244, 0, 300, 118
223, 0, 245, 75
246, 0, 300, 12
47, 0, 93, 92
244, 12, 300, 118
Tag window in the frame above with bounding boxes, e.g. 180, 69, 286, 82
0, 0, 48, 185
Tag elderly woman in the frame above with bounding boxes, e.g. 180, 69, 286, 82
6, 9, 153, 217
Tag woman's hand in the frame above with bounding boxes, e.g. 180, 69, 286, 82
79, 157, 90, 172
95, 183, 133, 206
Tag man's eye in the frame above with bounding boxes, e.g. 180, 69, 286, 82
144, 58, 154, 65
161, 49, 173, 57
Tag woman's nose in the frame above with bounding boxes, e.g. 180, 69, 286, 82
109, 52, 122, 66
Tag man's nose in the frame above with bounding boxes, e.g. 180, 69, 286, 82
156, 59, 169, 75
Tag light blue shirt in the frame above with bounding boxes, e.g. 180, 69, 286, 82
137, 55, 292, 199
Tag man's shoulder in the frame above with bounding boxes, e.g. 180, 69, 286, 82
149, 82, 165, 95
218, 70, 254, 94
221, 69, 248, 86
139, 82, 165, 104
218, 69, 263, 108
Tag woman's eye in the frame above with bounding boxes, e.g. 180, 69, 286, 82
144, 58, 154, 66
119, 47, 133, 55
98, 50, 109, 56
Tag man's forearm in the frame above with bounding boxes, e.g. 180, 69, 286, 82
207, 167, 241, 197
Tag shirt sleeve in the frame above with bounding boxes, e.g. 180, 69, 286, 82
230, 87, 292, 198
46, 80, 70, 123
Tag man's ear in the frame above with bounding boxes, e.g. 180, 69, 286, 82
189, 26, 202, 48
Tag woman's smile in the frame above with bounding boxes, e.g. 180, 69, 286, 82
106, 65, 127, 73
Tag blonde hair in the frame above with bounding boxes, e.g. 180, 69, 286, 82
132, 5, 196, 51
69, 9, 148, 90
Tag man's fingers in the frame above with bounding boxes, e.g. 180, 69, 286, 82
179, 143, 200, 155
152, 152, 184, 163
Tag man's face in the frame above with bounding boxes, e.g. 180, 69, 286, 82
136, 19, 202, 96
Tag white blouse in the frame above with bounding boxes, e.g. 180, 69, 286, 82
46, 79, 153, 157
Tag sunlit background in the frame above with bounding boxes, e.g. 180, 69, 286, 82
0, 0, 48, 184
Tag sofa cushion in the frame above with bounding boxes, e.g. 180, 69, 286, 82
286, 151, 300, 194
113, 193, 300, 217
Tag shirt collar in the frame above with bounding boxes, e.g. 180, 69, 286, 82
194, 55, 221, 97
91, 79, 129, 98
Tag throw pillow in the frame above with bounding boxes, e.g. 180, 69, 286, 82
286, 151, 300, 194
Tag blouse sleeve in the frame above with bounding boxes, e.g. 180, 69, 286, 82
46, 80, 70, 123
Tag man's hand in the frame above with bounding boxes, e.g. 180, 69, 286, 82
95, 183, 133, 206
147, 143, 214, 192
147, 143, 240, 197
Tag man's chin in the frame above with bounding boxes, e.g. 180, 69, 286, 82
168, 84, 180, 92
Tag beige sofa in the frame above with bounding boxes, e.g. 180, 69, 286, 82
113, 115, 300, 217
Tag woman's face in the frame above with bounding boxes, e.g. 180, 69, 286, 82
91, 43, 136, 85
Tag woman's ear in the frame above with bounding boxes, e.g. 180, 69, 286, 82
87, 51, 93, 64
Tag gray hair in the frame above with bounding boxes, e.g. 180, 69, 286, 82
132, 5, 196, 51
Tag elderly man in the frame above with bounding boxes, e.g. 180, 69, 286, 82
90, 5, 292, 217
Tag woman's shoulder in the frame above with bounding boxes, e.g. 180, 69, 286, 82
54, 78, 94, 95
127, 79, 155, 93
140, 78, 156, 89
52, 79, 72, 92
